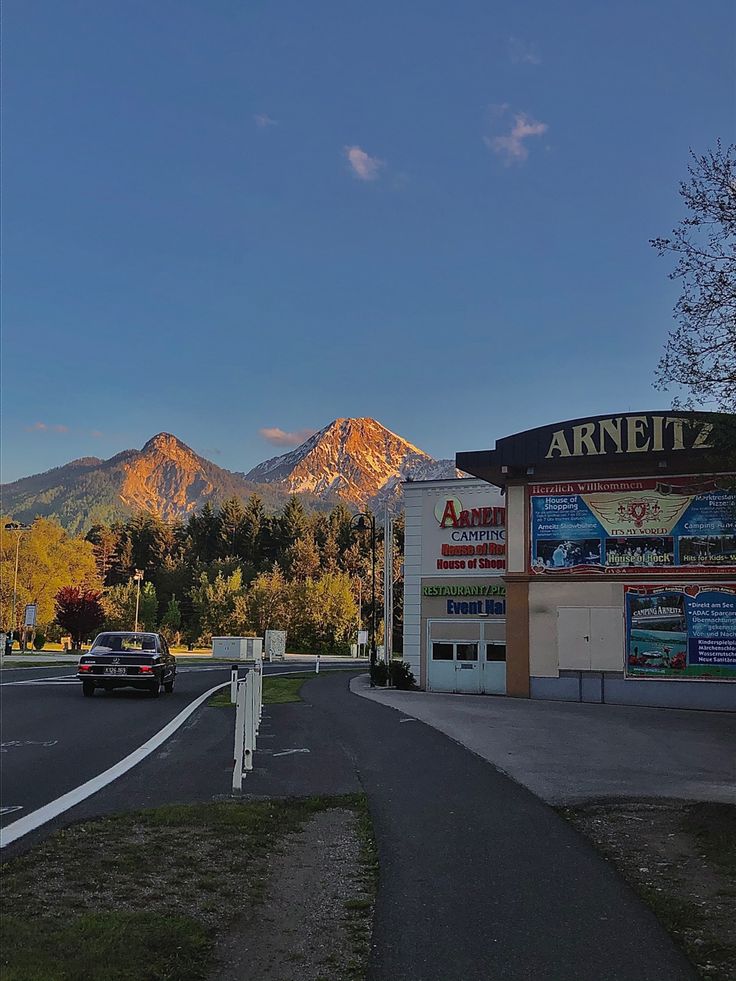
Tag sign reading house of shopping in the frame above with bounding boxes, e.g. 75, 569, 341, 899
624, 584, 736, 682
420, 493, 506, 577
529, 475, 736, 575
422, 582, 506, 616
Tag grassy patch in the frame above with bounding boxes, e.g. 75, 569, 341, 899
1, 912, 209, 981
561, 800, 736, 981
208, 673, 309, 708
1, 796, 373, 981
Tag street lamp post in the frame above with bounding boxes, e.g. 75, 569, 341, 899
133, 570, 144, 632
4, 522, 31, 648
351, 513, 376, 685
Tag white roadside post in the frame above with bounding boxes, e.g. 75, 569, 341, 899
232, 679, 247, 792
230, 664, 238, 703
243, 671, 255, 773
315, 653, 320, 674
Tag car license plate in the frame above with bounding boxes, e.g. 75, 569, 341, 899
104, 667, 126, 675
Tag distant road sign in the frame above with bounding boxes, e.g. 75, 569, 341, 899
23, 604, 37, 628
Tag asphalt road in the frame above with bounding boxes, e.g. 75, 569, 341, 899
0, 661, 342, 834
0, 667, 700, 979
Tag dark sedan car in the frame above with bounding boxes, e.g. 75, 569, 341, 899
77, 631, 176, 698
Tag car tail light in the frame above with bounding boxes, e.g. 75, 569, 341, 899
79, 664, 91, 672
140, 665, 153, 673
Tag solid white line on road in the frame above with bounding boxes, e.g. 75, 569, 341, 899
273, 748, 310, 756
0, 680, 229, 849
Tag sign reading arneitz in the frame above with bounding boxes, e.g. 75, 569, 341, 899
420, 491, 506, 576
544, 414, 714, 459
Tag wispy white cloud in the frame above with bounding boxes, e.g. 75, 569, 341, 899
25, 421, 69, 433
507, 36, 541, 65
254, 113, 277, 128
485, 109, 548, 164
90, 429, 104, 438
259, 427, 317, 448
344, 145, 384, 181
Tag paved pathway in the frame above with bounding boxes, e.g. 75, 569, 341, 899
350, 676, 736, 804
305, 673, 696, 981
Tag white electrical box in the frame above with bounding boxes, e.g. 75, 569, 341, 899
212, 636, 263, 661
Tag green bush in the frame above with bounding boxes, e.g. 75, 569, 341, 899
389, 659, 416, 690
369, 659, 416, 689
370, 660, 389, 686
33, 633, 46, 651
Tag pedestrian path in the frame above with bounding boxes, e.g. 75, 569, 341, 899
306, 673, 695, 981
349, 675, 736, 805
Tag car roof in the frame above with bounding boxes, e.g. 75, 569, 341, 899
96, 630, 159, 636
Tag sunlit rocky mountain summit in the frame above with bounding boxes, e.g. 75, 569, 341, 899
2, 418, 458, 532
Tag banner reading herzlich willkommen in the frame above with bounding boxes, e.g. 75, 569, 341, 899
529, 475, 736, 575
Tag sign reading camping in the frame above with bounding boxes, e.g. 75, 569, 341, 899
624, 584, 736, 682
420, 487, 506, 577
529, 475, 736, 575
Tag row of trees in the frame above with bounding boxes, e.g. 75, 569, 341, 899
2, 496, 404, 653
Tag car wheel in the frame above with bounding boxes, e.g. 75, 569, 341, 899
82, 681, 95, 697
149, 679, 161, 698
164, 677, 174, 693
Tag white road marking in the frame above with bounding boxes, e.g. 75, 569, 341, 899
399, 718, 418, 723
273, 748, 310, 757
0, 806, 24, 816
0, 680, 229, 849
1, 673, 78, 686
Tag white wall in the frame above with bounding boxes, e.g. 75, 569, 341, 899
506, 484, 526, 573
529, 580, 625, 676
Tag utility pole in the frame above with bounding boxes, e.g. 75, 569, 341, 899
133, 569, 144, 632
383, 505, 393, 665
4, 522, 31, 646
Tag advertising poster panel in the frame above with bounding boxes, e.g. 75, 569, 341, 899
530, 476, 736, 575
624, 584, 736, 682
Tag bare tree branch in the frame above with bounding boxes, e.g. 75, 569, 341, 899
651, 141, 736, 410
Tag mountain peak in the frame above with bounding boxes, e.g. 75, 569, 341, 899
245, 415, 451, 508
141, 432, 194, 455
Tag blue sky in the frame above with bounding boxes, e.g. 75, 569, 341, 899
2, 0, 734, 482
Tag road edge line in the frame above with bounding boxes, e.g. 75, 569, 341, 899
0, 681, 229, 848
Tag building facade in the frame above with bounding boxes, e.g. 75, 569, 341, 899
456, 411, 736, 711
403, 478, 507, 694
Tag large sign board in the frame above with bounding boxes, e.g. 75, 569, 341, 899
420, 485, 506, 577
624, 584, 736, 682
530, 475, 736, 575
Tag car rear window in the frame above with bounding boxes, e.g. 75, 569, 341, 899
91, 633, 158, 653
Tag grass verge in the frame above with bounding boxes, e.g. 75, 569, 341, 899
561, 799, 736, 981
208, 673, 309, 708
0, 795, 375, 981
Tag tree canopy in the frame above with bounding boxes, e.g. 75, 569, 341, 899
651, 142, 736, 410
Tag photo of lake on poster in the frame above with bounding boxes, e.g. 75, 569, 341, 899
625, 585, 736, 681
